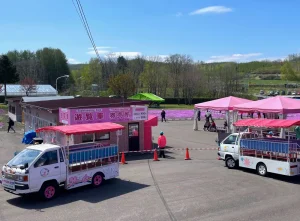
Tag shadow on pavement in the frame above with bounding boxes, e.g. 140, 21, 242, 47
240, 168, 300, 184
6, 178, 149, 209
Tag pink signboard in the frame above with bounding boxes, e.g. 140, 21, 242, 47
59, 106, 148, 125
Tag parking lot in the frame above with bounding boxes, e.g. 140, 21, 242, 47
1, 121, 300, 221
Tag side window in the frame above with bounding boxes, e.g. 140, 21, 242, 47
58, 149, 64, 162
95, 132, 110, 141
223, 135, 237, 145
82, 134, 93, 143
34, 150, 58, 167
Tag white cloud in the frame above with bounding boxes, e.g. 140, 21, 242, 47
190, 6, 232, 15
86, 46, 169, 60
67, 58, 81, 64
257, 56, 287, 62
206, 53, 263, 63
105, 52, 142, 59
87, 50, 111, 55
176, 12, 183, 17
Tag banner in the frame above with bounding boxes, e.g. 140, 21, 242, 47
59, 106, 148, 125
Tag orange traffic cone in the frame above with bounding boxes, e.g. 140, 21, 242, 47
185, 148, 191, 160
120, 152, 127, 164
153, 149, 159, 161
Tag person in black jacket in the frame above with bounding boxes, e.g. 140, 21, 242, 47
7, 118, 15, 133
161, 109, 166, 122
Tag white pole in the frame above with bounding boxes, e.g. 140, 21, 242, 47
56, 75, 69, 95
225, 111, 230, 133
193, 109, 199, 131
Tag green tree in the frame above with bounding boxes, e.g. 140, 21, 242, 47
0, 55, 19, 101
108, 73, 135, 98
117, 56, 128, 74
281, 62, 298, 81
88, 58, 102, 90
36, 47, 71, 90
128, 56, 145, 93
7, 50, 44, 83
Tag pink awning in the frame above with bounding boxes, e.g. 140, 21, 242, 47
234, 119, 300, 128
145, 115, 158, 127
233, 96, 300, 114
194, 96, 252, 111
36, 122, 125, 135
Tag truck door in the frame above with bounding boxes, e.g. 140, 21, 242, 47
58, 148, 67, 183
29, 150, 61, 191
221, 134, 238, 155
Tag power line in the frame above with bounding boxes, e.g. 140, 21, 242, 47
72, 0, 102, 63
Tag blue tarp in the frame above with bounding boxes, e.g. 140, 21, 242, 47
22, 130, 36, 144
69, 146, 118, 164
240, 139, 290, 153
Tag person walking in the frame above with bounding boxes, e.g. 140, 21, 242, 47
205, 110, 211, 121
161, 109, 166, 122
7, 118, 16, 133
157, 131, 167, 158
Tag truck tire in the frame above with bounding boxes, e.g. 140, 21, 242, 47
257, 163, 267, 176
39, 181, 58, 201
225, 157, 236, 169
92, 173, 103, 187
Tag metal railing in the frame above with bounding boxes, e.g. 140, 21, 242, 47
68, 144, 118, 173
240, 139, 298, 162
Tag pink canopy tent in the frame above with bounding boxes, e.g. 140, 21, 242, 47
194, 96, 252, 111
233, 96, 300, 114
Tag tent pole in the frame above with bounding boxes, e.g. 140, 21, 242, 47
225, 111, 231, 133
279, 113, 286, 138
193, 108, 198, 131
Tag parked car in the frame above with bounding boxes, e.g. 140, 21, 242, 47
281, 90, 286, 95
292, 91, 297, 95
287, 91, 292, 95
268, 91, 274, 96
259, 90, 264, 95
297, 91, 300, 95
274, 91, 280, 95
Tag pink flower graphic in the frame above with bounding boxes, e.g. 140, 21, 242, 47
244, 158, 251, 167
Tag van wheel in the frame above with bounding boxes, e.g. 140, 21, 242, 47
257, 163, 267, 176
39, 181, 58, 200
225, 157, 236, 169
92, 173, 103, 187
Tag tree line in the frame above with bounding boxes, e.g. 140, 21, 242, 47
1, 48, 72, 91
2, 47, 300, 104
70, 54, 290, 103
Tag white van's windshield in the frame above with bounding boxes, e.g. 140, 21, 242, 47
7, 149, 41, 168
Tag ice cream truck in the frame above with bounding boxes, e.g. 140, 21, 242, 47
1, 122, 124, 200
218, 119, 300, 177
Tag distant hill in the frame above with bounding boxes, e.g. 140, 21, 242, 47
68, 64, 86, 71
69, 60, 284, 80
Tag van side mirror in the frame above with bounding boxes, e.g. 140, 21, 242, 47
20, 163, 29, 170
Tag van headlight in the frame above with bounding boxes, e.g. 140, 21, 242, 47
17, 175, 28, 182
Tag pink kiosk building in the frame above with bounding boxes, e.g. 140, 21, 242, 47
59, 106, 158, 153
21, 97, 158, 153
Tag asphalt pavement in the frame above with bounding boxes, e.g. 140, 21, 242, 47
1, 121, 300, 221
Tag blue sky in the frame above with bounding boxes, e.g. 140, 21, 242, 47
1, 0, 300, 64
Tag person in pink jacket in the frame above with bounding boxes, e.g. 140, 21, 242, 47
157, 131, 167, 158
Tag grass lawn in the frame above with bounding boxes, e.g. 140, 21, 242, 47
243, 79, 298, 85
0, 104, 8, 110
150, 104, 194, 109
